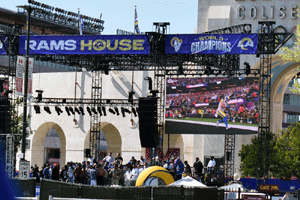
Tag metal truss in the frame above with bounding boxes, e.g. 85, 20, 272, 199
90, 70, 103, 159
0, 22, 293, 180
31, 97, 139, 105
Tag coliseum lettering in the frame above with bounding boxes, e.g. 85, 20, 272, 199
119, 39, 132, 51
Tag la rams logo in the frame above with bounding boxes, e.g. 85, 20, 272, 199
0, 41, 3, 49
237, 37, 254, 50
170, 37, 183, 52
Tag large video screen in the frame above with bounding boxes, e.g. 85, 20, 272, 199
165, 77, 259, 134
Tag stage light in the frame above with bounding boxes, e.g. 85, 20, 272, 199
144, 77, 153, 90
102, 106, 107, 116
132, 108, 137, 117
121, 107, 131, 117
36, 90, 43, 102
177, 63, 184, 75
65, 107, 71, 116
204, 67, 212, 75
55, 106, 63, 116
44, 106, 51, 114
86, 107, 92, 116
91, 107, 97, 115
34, 105, 40, 114
244, 62, 251, 76
68, 107, 75, 115
108, 108, 116, 115
114, 107, 120, 116
79, 107, 85, 115
97, 107, 103, 116
128, 91, 135, 103
74, 107, 80, 115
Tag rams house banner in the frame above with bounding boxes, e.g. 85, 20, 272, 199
165, 34, 258, 55
19, 35, 150, 55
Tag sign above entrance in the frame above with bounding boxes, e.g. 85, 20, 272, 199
165, 34, 258, 55
19, 35, 150, 55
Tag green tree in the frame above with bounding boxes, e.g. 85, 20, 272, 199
238, 132, 277, 177
272, 123, 300, 180
280, 24, 300, 94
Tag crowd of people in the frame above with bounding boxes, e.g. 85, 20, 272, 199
166, 78, 259, 124
30, 153, 223, 186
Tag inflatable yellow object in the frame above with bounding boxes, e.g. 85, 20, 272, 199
135, 166, 175, 186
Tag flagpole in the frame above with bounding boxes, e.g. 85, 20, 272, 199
78, 8, 80, 35
134, 5, 136, 34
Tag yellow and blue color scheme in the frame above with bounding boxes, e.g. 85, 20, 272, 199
165, 34, 258, 55
19, 35, 150, 55
135, 166, 175, 186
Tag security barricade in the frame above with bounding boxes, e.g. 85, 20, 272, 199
118, 186, 151, 200
40, 179, 79, 200
12, 178, 36, 197
39, 179, 224, 200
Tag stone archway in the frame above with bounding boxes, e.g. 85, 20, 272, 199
84, 122, 122, 159
31, 122, 66, 168
252, 54, 300, 134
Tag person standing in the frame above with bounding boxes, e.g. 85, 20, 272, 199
43, 164, 51, 179
173, 155, 184, 181
87, 165, 97, 186
130, 164, 139, 186
96, 164, 106, 186
215, 95, 230, 130
67, 162, 74, 183
207, 156, 216, 174
103, 152, 114, 167
51, 163, 60, 181
124, 164, 132, 186
115, 153, 123, 166
184, 161, 191, 177
193, 157, 203, 181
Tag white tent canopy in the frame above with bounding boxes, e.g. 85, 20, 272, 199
169, 176, 207, 187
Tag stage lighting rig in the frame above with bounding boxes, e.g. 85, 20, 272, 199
102, 106, 107, 116
74, 107, 81, 115
79, 107, 85, 115
132, 108, 138, 117
65, 107, 71, 116
35, 90, 44, 102
34, 105, 40, 114
204, 66, 212, 75
244, 62, 251, 76
114, 107, 120, 116
86, 107, 92, 116
144, 77, 153, 91
55, 106, 63, 115
121, 107, 131, 117
177, 63, 184, 75
69, 107, 75, 115
97, 107, 103, 116
44, 106, 51, 114
91, 107, 97, 115
128, 91, 135, 103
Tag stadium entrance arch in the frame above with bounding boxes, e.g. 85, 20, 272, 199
252, 54, 300, 133
31, 122, 66, 168
84, 122, 122, 161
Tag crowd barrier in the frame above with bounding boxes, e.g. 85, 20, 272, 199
12, 178, 37, 197
16, 179, 224, 200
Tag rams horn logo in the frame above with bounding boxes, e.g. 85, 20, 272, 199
0, 41, 3, 49
238, 37, 254, 50
170, 37, 183, 52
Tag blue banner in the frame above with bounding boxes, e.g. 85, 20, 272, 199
19, 35, 150, 55
165, 34, 258, 54
0, 36, 7, 55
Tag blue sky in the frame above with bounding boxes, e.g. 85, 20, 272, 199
3, 0, 198, 35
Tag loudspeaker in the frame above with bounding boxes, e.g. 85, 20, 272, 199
84, 148, 91, 158
138, 97, 158, 147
